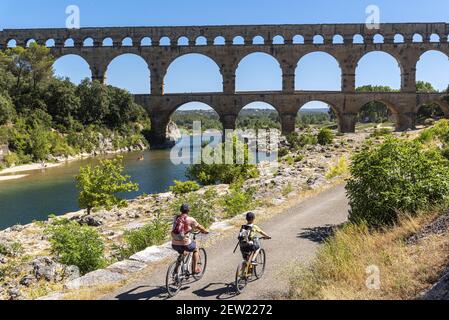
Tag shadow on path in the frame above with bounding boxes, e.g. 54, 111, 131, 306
297, 224, 337, 244
192, 282, 238, 300
114, 285, 170, 300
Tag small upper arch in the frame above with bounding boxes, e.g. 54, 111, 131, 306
373, 34, 384, 44
214, 36, 226, 45
253, 35, 265, 45
83, 37, 94, 47
195, 36, 208, 46
412, 33, 424, 43
121, 37, 133, 46
102, 37, 113, 46
272, 35, 285, 44
394, 34, 405, 43
313, 35, 325, 44
140, 37, 152, 46
332, 35, 344, 44
353, 34, 364, 44
177, 36, 189, 46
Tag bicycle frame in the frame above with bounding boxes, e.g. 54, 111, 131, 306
175, 232, 201, 278
238, 237, 264, 277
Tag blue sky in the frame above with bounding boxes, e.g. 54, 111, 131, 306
1, 0, 449, 111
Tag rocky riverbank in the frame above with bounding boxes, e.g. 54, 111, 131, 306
0, 134, 148, 182
0, 130, 373, 300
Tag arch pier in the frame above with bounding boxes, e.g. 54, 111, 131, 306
1, 22, 448, 148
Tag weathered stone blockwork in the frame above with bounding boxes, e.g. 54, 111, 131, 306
1, 23, 448, 147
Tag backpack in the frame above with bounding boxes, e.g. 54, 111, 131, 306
238, 225, 253, 245
172, 214, 189, 241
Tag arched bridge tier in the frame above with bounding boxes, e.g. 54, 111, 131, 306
134, 92, 449, 147
2, 23, 448, 147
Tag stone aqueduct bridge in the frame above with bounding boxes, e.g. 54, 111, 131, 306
1, 23, 449, 147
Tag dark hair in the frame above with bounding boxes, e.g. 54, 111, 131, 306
180, 204, 190, 213
246, 212, 255, 222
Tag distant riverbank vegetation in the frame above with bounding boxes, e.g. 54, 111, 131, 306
0, 44, 150, 168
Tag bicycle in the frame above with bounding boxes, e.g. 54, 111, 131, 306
234, 237, 268, 294
166, 231, 207, 297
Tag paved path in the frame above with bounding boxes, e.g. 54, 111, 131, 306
103, 184, 349, 300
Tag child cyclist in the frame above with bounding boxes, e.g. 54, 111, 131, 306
238, 212, 271, 265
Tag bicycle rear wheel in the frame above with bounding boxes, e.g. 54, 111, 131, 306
235, 262, 248, 294
254, 249, 266, 279
193, 248, 207, 281
166, 261, 182, 297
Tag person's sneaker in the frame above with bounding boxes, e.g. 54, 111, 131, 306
251, 260, 258, 266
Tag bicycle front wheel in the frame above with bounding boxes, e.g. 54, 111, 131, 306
166, 261, 182, 297
254, 249, 266, 279
193, 248, 207, 280
235, 262, 248, 294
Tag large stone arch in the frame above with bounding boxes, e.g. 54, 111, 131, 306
297, 99, 342, 131
236, 101, 282, 132
235, 51, 283, 92
416, 95, 449, 117
105, 53, 151, 93
295, 51, 342, 91
354, 97, 408, 131
163, 53, 224, 93
416, 49, 449, 92
52, 54, 92, 84
355, 50, 403, 90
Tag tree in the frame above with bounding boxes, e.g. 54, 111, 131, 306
25, 43, 54, 90
105, 86, 146, 129
44, 79, 80, 128
416, 81, 437, 93
76, 156, 139, 215
6, 46, 30, 91
346, 137, 449, 227
0, 93, 16, 125
76, 79, 111, 126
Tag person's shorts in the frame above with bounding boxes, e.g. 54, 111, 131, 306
172, 241, 197, 255
240, 242, 260, 255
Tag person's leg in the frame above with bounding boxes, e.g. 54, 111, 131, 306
189, 242, 201, 274
251, 244, 261, 265
192, 250, 200, 274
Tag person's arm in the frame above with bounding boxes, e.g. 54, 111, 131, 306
255, 225, 271, 239
191, 218, 209, 234
197, 223, 209, 234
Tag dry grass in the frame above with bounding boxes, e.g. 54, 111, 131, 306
287, 211, 449, 300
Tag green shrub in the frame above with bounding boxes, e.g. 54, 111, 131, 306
3, 152, 19, 167
346, 137, 449, 227
169, 180, 201, 195
441, 146, 449, 160
317, 128, 334, 145
418, 119, 449, 145
45, 219, 106, 274
221, 184, 255, 218
282, 182, 294, 197
294, 154, 304, 162
187, 137, 259, 185
287, 131, 318, 150
0, 242, 8, 255
370, 128, 393, 138
325, 156, 349, 179
284, 155, 295, 166
278, 147, 289, 158
117, 213, 170, 259
170, 189, 218, 227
